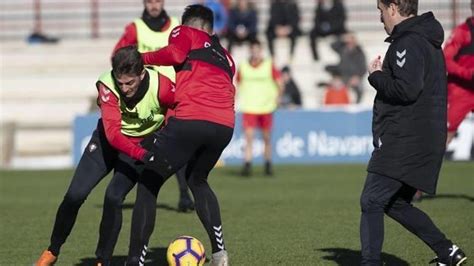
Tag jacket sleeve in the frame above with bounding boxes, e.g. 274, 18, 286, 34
112, 23, 138, 56
142, 26, 192, 66
157, 74, 175, 109
444, 24, 474, 80
98, 83, 147, 161
368, 35, 425, 103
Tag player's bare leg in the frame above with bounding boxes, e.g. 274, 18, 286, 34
242, 127, 254, 176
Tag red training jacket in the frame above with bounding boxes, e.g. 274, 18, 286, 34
98, 73, 175, 161
444, 17, 474, 90
142, 25, 236, 128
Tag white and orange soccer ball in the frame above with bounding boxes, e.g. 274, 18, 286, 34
166, 235, 206, 266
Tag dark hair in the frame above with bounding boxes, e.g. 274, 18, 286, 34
249, 39, 262, 47
111, 46, 144, 77
181, 4, 214, 31
379, 0, 418, 16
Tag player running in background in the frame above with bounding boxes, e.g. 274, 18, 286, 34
361, 0, 467, 265
35, 46, 175, 266
236, 39, 282, 177
444, 0, 474, 145
414, 3, 474, 202
125, 5, 235, 266
113, 0, 194, 212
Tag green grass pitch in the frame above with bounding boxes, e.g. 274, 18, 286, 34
0, 162, 473, 265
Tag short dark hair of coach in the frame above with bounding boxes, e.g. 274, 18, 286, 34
367, 0, 447, 194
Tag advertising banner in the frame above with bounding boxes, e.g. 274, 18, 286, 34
73, 110, 474, 165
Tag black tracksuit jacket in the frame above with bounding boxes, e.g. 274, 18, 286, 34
367, 12, 447, 194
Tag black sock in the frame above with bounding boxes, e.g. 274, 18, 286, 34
189, 177, 225, 253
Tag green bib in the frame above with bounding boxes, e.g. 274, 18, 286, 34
97, 68, 164, 137
134, 17, 179, 81
238, 59, 279, 114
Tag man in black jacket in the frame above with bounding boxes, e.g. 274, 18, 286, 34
360, 1, 468, 265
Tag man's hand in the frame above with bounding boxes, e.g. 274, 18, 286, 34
368, 56, 382, 74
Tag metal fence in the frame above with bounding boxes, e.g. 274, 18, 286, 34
0, 0, 471, 41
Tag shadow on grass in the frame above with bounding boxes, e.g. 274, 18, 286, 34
75, 247, 168, 266
75, 246, 210, 266
419, 194, 474, 202
319, 248, 409, 266
223, 168, 278, 179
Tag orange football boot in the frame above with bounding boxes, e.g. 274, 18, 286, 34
35, 250, 57, 266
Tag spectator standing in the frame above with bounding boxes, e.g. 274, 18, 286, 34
266, 0, 301, 60
310, 0, 346, 61
227, 0, 258, 53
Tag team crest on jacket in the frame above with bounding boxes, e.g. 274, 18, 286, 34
396, 49, 406, 68
88, 142, 97, 153
101, 86, 111, 103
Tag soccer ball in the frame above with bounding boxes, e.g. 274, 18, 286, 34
167, 235, 206, 266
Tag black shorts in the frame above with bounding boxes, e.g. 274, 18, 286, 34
144, 117, 234, 179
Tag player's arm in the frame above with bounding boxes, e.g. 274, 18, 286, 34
98, 83, 148, 161
272, 63, 284, 104
444, 26, 474, 81
112, 23, 138, 56
234, 68, 241, 85
157, 73, 176, 109
142, 26, 192, 66
368, 36, 424, 104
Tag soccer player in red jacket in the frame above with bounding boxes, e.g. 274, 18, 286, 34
35, 47, 175, 266
126, 5, 235, 266
444, 1, 474, 145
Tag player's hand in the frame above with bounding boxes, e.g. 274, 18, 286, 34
368, 55, 382, 74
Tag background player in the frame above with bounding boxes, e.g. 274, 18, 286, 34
35, 46, 175, 266
444, 0, 474, 145
237, 39, 283, 177
113, 0, 194, 212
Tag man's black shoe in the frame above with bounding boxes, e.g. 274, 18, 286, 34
430, 244, 467, 266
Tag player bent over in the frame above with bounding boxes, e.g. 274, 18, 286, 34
35, 46, 175, 266
126, 5, 235, 266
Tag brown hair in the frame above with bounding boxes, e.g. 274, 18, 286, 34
379, 0, 418, 16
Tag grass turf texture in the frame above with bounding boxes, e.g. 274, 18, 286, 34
0, 162, 473, 265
